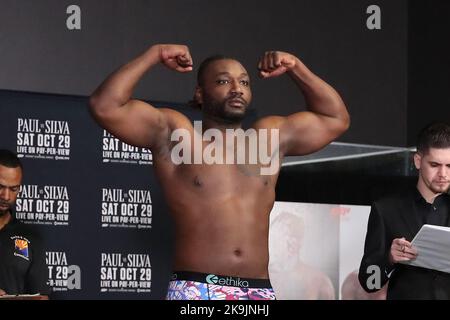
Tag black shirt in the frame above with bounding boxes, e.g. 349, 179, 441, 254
414, 189, 450, 227
0, 214, 50, 295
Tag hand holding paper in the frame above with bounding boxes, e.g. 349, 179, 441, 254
401, 224, 450, 273
390, 237, 418, 264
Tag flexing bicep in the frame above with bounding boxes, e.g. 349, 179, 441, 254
89, 98, 170, 149
279, 111, 348, 156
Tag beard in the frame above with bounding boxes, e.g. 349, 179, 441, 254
201, 93, 249, 124
430, 181, 450, 194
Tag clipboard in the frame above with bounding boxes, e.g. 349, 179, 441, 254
0, 293, 47, 300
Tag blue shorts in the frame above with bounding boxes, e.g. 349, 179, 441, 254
166, 271, 276, 300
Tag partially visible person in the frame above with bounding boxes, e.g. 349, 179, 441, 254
0, 149, 50, 299
269, 211, 335, 300
341, 270, 387, 300
359, 122, 450, 299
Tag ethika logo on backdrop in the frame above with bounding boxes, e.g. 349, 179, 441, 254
206, 274, 249, 288
170, 121, 280, 176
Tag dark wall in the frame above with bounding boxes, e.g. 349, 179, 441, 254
0, 0, 408, 146
277, 151, 418, 205
407, 0, 450, 145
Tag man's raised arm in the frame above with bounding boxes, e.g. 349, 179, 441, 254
89, 44, 193, 149
256, 51, 350, 156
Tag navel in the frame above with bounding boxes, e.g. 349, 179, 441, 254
193, 175, 202, 187
234, 249, 242, 257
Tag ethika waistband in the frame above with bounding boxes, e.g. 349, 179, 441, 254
171, 271, 272, 289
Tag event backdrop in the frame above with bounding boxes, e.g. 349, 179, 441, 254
0, 90, 199, 299
2, 89, 380, 300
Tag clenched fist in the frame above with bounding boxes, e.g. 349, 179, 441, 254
156, 44, 193, 73
257, 51, 298, 78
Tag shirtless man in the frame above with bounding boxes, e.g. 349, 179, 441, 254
89, 44, 350, 300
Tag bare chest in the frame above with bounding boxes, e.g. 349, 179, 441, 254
153, 162, 277, 205
182, 163, 274, 195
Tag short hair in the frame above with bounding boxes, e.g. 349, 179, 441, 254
188, 55, 236, 109
197, 55, 235, 86
0, 149, 23, 169
416, 122, 450, 155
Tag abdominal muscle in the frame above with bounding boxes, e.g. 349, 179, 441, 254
167, 183, 274, 279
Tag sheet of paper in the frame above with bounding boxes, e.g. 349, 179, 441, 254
0, 293, 41, 299
401, 224, 450, 273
